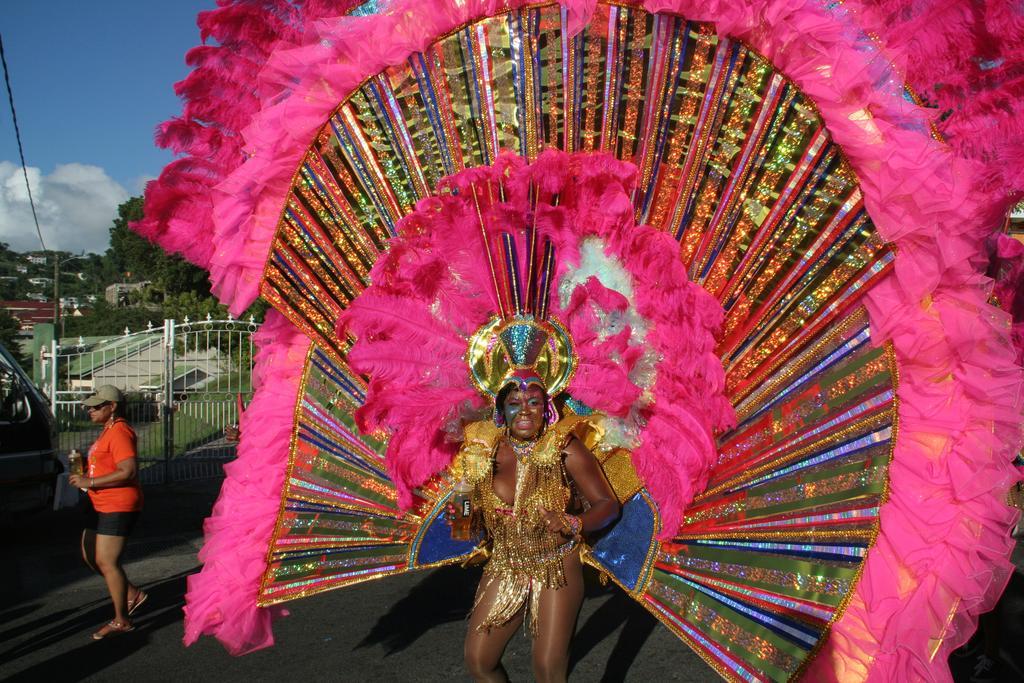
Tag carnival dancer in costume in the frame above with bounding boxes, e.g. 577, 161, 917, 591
140, 1, 1024, 680
457, 365, 619, 682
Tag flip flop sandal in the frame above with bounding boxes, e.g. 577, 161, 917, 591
92, 620, 135, 640
128, 590, 148, 616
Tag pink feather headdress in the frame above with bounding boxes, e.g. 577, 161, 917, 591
340, 150, 734, 536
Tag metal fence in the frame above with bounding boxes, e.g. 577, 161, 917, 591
43, 316, 258, 484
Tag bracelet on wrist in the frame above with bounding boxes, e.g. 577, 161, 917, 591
560, 513, 583, 537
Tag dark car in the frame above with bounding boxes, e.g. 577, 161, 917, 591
0, 342, 58, 513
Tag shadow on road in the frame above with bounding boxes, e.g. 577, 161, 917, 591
0, 603, 45, 629
0, 569, 193, 679
570, 583, 657, 682
356, 564, 482, 655
354, 560, 656, 680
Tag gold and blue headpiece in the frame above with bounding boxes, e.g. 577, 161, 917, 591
464, 182, 577, 401
467, 315, 576, 399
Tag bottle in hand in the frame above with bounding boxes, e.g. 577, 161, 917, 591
68, 449, 86, 492
68, 449, 83, 476
450, 480, 474, 541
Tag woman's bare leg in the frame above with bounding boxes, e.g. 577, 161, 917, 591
531, 551, 584, 683
86, 529, 142, 606
94, 533, 131, 624
464, 574, 525, 682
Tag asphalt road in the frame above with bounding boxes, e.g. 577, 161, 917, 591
1, 477, 1021, 682
0, 478, 712, 683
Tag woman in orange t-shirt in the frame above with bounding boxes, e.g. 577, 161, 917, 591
68, 385, 146, 640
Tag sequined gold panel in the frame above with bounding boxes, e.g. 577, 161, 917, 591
652, 309, 895, 680
258, 347, 467, 605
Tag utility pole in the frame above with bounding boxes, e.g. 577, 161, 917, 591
53, 252, 60, 340
52, 252, 82, 342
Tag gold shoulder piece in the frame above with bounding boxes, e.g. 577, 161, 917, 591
553, 414, 605, 450
551, 415, 641, 503
463, 419, 502, 446
453, 420, 501, 484
566, 413, 604, 451
528, 414, 604, 467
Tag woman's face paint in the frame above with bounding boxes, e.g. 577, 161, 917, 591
504, 384, 546, 440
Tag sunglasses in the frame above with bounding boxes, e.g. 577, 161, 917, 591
86, 402, 111, 412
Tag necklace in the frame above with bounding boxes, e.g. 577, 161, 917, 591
506, 433, 539, 464
504, 433, 539, 517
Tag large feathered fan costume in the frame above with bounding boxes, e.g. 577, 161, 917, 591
140, 0, 1024, 680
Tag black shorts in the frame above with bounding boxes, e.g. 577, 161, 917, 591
85, 509, 140, 536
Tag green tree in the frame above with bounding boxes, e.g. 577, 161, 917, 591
0, 278, 18, 300
106, 197, 212, 296
163, 290, 229, 321
0, 308, 29, 367
60, 196, 270, 340
62, 299, 160, 338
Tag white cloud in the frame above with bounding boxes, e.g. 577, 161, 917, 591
0, 161, 129, 254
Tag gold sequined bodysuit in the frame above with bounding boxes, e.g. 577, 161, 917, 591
455, 416, 598, 635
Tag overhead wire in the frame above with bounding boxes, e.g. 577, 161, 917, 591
0, 32, 47, 252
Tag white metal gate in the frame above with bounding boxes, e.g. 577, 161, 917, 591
43, 316, 258, 484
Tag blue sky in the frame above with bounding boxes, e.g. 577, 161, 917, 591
1, 1, 215, 253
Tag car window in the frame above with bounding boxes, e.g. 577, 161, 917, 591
0, 358, 30, 423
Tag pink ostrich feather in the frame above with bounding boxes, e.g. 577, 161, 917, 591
133, 0, 310, 271
183, 310, 310, 655
140, 0, 1023, 300
839, 0, 1024, 205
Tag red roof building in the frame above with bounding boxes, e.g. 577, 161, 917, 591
1, 300, 54, 330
